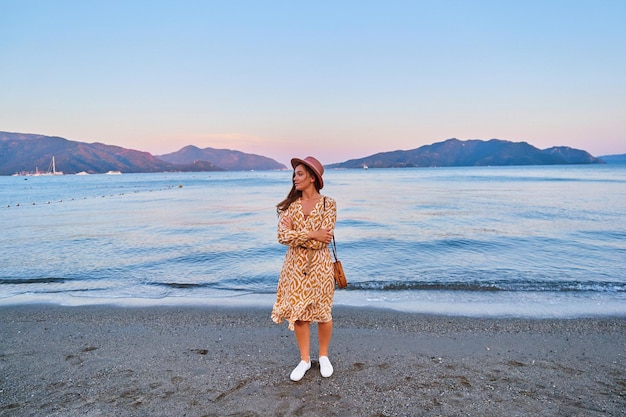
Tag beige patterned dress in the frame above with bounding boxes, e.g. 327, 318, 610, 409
272, 196, 337, 330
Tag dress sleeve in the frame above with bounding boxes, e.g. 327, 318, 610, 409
320, 197, 337, 233
277, 197, 337, 249
277, 208, 310, 247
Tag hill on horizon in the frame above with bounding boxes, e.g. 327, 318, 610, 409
157, 145, 286, 171
328, 138, 603, 169
598, 153, 626, 164
0, 132, 178, 175
1, 132, 614, 175
0, 132, 285, 175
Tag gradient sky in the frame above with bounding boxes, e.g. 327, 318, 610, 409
2, 0, 625, 165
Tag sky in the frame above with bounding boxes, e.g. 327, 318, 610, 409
1, 0, 625, 166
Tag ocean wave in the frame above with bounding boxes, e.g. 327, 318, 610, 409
3, 275, 624, 295
345, 279, 626, 293
0, 277, 68, 285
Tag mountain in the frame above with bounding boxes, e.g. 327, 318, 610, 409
157, 145, 286, 171
328, 138, 603, 169
1, 132, 606, 175
0, 132, 284, 175
598, 154, 626, 164
0, 132, 179, 175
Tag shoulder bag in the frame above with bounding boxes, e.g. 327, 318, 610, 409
331, 236, 347, 289
323, 197, 347, 288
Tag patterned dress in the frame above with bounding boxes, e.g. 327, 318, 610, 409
272, 196, 337, 330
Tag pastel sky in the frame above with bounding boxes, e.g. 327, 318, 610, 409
2, 0, 625, 165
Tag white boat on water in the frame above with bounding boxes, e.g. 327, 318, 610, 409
75, 171, 90, 175
105, 170, 122, 175
31, 156, 63, 176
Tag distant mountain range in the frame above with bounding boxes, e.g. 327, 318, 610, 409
0, 131, 620, 176
328, 138, 604, 168
157, 145, 284, 171
598, 153, 626, 164
0, 132, 286, 175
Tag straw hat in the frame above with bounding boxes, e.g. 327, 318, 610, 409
290, 156, 324, 189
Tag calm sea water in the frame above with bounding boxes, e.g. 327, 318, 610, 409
1, 165, 625, 317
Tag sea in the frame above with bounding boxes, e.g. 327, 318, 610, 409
1, 165, 625, 318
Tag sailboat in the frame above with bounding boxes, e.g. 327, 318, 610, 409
49, 156, 63, 175
33, 156, 64, 176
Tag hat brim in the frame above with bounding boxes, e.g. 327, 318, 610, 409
290, 158, 324, 189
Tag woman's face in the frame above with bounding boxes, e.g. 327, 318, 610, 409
293, 164, 316, 191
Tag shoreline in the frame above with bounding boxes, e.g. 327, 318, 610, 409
1, 304, 624, 416
2, 291, 625, 319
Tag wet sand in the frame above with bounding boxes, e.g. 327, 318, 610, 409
0, 305, 624, 416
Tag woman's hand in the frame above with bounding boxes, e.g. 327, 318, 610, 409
308, 228, 333, 244
280, 216, 293, 230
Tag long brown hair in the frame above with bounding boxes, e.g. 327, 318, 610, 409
276, 164, 321, 213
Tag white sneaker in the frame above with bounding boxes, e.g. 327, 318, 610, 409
290, 360, 311, 381
319, 356, 334, 378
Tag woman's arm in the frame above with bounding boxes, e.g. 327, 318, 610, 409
277, 199, 336, 248
277, 210, 310, 246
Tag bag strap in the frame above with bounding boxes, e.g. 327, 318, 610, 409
323, 197, 339, 262
331, 236, 339, 262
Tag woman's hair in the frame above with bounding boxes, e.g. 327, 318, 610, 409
276, 164, 320, 213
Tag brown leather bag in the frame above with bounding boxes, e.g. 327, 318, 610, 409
331, 237, 347, 289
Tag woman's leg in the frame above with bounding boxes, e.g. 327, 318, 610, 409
294, 320, 311, 361
318, 320, 333, 357
290, 320, 312, 381
318, 320, 334, 377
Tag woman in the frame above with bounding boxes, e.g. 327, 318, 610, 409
271, 156, 337, 381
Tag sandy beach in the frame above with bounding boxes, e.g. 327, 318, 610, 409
0, 305, 624, 417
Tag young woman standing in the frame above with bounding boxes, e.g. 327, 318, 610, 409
271, 156, 337, 381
